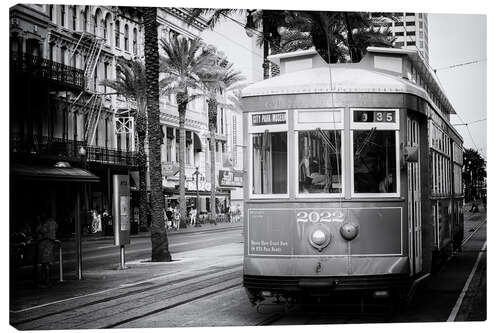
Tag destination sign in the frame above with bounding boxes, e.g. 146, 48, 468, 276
354, 110, 395, 123
252, 112, 287, 126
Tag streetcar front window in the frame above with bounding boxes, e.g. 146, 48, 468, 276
298, 130, 342, 194
252, 131, 288, 194
353, 130, 396, 194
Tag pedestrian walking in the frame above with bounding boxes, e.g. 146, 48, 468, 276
36, 217, 58, 286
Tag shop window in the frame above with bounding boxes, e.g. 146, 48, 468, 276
252, 132, 288, 195
298, 130, 342, 194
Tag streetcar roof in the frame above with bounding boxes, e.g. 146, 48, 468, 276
242, 48, 457, 117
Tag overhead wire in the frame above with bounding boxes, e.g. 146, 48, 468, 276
434, 59, 487, 72
398, 15, 485, 153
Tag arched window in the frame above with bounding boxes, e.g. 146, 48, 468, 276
133, 28, 138, 54
124, 24, 129, 51
83, 7, 89, 32
48, 5, 54, 21
72, 6, 77, 30
61, 46, 66, 65
115, 20, 120, 48
103, 14, 112, 44
94, 8, 102, 36
60, 5, 65, 27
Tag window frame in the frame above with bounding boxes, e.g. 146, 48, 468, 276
124, 24, 129, 51
248, 110, 290, 199
350, 108, 401, 198
294, 109, 345, 198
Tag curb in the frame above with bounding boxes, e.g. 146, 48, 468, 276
64, 223, 243, 243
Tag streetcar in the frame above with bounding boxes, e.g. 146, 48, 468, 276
240, 47, 464, 305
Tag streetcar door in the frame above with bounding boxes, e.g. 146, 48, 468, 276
407, 117, 422, 274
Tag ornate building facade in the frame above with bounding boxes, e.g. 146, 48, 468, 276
10, 4, 245, 236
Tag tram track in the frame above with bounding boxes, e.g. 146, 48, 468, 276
11, 264, 242, 330
105, 280, 242, 328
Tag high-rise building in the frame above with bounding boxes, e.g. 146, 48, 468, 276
392, 12, 429, 63
373, 12, 429, 64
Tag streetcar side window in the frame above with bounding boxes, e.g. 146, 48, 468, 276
298, 130, 342, 194
252, 132, 288, 194
353, 130, 397, 194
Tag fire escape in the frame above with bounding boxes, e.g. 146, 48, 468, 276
69, 29, 104, 147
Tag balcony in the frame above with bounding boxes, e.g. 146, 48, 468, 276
10, 52, 85, 90
85, 146, 138, 167
11, 134, 137, 167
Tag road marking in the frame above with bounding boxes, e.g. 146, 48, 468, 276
447, 241, 487, 322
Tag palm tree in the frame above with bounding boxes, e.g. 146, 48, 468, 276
284, 11, 395, 63
143, 7, 171, 262
199, 49, 245, 224
100, 57, 148, 234
190, 9, 395, 65
159, 35, 216, 228
187, 9, 287, 79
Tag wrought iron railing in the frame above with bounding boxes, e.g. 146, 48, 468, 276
10, 52, 85, 89
85, 146, 137, 166
11, 134, 137, 167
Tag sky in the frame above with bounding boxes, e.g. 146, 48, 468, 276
200, 9, 488, 159
428, 14, 487, 159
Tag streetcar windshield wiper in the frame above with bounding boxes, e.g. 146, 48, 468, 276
315, 128, 338, 154
354, 127, 377, 158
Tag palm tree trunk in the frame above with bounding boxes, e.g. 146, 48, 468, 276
262, 11, 270, 80
136, 110, 148, 232
208, 98, 217, 224
177, 93, 188, 229
144, 7, 171, 262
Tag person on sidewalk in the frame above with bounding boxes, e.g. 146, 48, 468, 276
36, 217, 58, 286
102, 209, 112, 236
190, 207, 197, 226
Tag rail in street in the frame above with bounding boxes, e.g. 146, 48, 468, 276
10, 214, 486, 328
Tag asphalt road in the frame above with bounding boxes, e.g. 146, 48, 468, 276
10, 216, 486, 329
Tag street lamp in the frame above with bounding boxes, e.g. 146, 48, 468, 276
76, 145, 87, 280
192, 166, 204, 227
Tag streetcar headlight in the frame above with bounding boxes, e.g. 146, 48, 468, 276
311, 230, 327, 245
340, 222, 359, 241
308, 226, 332, 251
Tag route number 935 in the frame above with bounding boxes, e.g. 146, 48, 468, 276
296, 210, 345, 223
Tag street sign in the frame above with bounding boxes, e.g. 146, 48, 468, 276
113, 174, 130, 246
219, 170, 244, 187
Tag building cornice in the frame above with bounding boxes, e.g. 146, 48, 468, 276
164, 8, 208, 31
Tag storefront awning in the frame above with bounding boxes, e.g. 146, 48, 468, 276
163, 187, 230, 198
12, 163, 100, 183
193, 132, 202, 152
